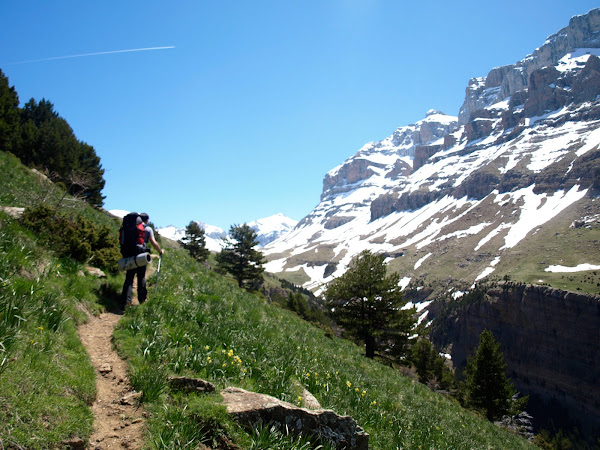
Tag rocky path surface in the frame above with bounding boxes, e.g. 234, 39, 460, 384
78, 311, 146, 449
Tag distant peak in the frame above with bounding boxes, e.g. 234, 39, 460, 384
426, 109, 446, 117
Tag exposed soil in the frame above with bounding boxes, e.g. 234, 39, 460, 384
77, 265, 157, 449
78, 310, 146, 449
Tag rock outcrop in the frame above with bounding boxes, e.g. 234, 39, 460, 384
321, 111, 457, 201
431, 284, 600, 433
459, 8, 600, 123
221, 387, 369, 449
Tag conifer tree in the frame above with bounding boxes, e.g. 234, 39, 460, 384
0, 69, 21, 154
324, 250, 416, 359
216, 224, 265, 291
465, 329, 526, 421
180, 221, 209, 262
410, 339, 454, 390
16, 98, 106, 206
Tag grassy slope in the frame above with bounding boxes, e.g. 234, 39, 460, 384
0, 150, 533, 448
497, 198, 600, 293
0, 151, 126, 447
0, 215, 110, 447
114, 248, 534, 449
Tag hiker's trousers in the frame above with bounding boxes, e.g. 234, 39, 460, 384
122, 265, 147, 306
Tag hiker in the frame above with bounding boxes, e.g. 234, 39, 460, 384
121, 212, 164, 308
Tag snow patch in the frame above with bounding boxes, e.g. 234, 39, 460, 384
399, 277, 412, 290
499, 185, 588, 250
556, 48, 600, 73
414, 253, 432, 270
545, 264, 600, 273
108, 209, 129, 218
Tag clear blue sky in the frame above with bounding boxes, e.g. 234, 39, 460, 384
1, 1, 597, 230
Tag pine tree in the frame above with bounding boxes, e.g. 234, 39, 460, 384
180, 221, 209, 262
216, 224, 265, 290
410, 339, 454, 390
465, 329, 524, 421
16, 98, 106, 206
324, 250, 416, 359
0, 69, 21, 154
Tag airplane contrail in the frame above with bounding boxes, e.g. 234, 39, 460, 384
6, 46, 175, 65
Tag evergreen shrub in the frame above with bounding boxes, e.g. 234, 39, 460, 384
21, 204, 120, 271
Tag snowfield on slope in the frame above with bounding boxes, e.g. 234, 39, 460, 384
265, 103, 599, 293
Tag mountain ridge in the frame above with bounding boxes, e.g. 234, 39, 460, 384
152, 213, 298, 250
458, 7, 600, 123
264, 8, 600, 300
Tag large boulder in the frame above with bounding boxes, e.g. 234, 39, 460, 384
221, 386, 369, 449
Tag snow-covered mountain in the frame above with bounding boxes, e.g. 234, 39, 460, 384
264, 8, 600, 297
248, 213, 298, 247
155, 214, 297, 251
157, 223, 226, 252
264, 11, 600, 431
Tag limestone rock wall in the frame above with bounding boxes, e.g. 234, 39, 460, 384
459, 8, 600, 124
431, 284, 600, 432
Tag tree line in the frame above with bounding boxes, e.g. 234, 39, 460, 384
0, 69, 105, 206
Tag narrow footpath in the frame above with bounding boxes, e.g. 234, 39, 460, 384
78, 311, 146, 449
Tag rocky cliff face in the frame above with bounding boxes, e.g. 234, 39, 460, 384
430, 284, 600, 433
366, 54, 600, 223
458, 8, 600, 124
321, 110, 457, 201
266, 10, 600, 296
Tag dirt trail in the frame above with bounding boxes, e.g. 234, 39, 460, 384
78, 261, 159, 449
78, 311, 146, 449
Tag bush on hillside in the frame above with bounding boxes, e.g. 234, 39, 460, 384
180, 221, 209, 262
21, 204, 120, 271
216, 224, 265, 291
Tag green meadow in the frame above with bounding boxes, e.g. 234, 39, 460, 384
0, 150, 533, 448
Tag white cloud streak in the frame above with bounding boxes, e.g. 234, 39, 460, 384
7, 46, 175, 65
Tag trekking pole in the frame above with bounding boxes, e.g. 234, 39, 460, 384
154, 255, 162, 295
